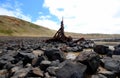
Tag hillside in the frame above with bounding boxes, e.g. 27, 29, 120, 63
0, 15, 55, 37
0, 15, 120, 39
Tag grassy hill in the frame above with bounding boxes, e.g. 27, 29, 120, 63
0, 15, 55, 37
0, 15, 120, 39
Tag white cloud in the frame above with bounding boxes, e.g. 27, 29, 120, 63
34, 15, 59, 30
42, 0, 120, 34
0, 1, 31, 22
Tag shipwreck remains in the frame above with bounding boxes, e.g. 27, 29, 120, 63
46, 17, 87, 44
46, 18, 72, 43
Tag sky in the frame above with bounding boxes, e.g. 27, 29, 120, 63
1, 0, 120, 34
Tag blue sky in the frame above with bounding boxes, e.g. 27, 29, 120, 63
0, 0, 120, 34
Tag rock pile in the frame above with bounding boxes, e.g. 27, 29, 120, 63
0, 37, 120, 78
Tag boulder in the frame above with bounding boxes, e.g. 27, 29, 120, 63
101, 57, 120, 73
99, 71, 116, 78
113, 48, 120, 55
40, 60, 51, 71
114, 44, 120, 49
93, 45, 113, 57
75, 51, 100, 74
44, 49, 65, 62
27, 67, 44, 77
0, 53, 15, 69
56, 60, 87, 78
47, 66, 59, 76
11, 66, 31, 78
32, 56, 45, 67
13, 52, 36, 66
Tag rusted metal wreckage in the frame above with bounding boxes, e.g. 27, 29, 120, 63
46, 18, 85, 43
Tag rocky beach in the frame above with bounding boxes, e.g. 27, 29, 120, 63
0, 37, 120, 78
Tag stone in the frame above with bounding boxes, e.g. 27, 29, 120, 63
11, 67, 31, 78
91, 74, 107, 78
93, 45, 109, 55
10, 66, 21, 74
44, 49, 65, 62
75, 51, 100, 74
3, 62, 14, 70
66, 52, 77, 60
0, 50, 2, 54
44, 72, 51, 78
113, 48, 120, 55
0, 69, 8, 78
32, 56, 45, 67
50, 60, 60, 67
56, 60, 87, 78
100, 71, 116, 78
101, 57, 120, 73
40, 60, 51, 71
47, 66, 59, 76
31, 67, 44, 77
66, 46, 83, 52
32, 50, 44, 57
13, 52, 36, 66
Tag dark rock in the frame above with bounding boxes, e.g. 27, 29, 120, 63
32, 56, 45, 67
0, 54, 15, 69
4, 62, 14, 70
44, 49, 65, 62
100, 71, 116, 78
50, 60, 60, 67
93, 45, 113, 57
79, 40, 94, 48
13, 52, 36, 66
47, 66, 59, 76
93, 45, 109, 54
65, 46, 83, 52
114, 44, 120, 49
75, 51, 100, 74
6, 46, 14, 50
11, 66, 31, 78
56, 60, 87, 78
0, 60, 8, 69
101, 57, 120, 73
67, 42, 77, 47
40, 60, 51, 71
113, 48, 120, 55
27, 67, 44, 77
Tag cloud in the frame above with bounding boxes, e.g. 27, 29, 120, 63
42, 0, 120, 34
0, 0, 31, 22
34, 15, 59, 30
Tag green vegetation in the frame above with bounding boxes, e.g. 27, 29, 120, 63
0, 29, 13, 35
0, 15, 55, 37
0, 15, 120, 39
